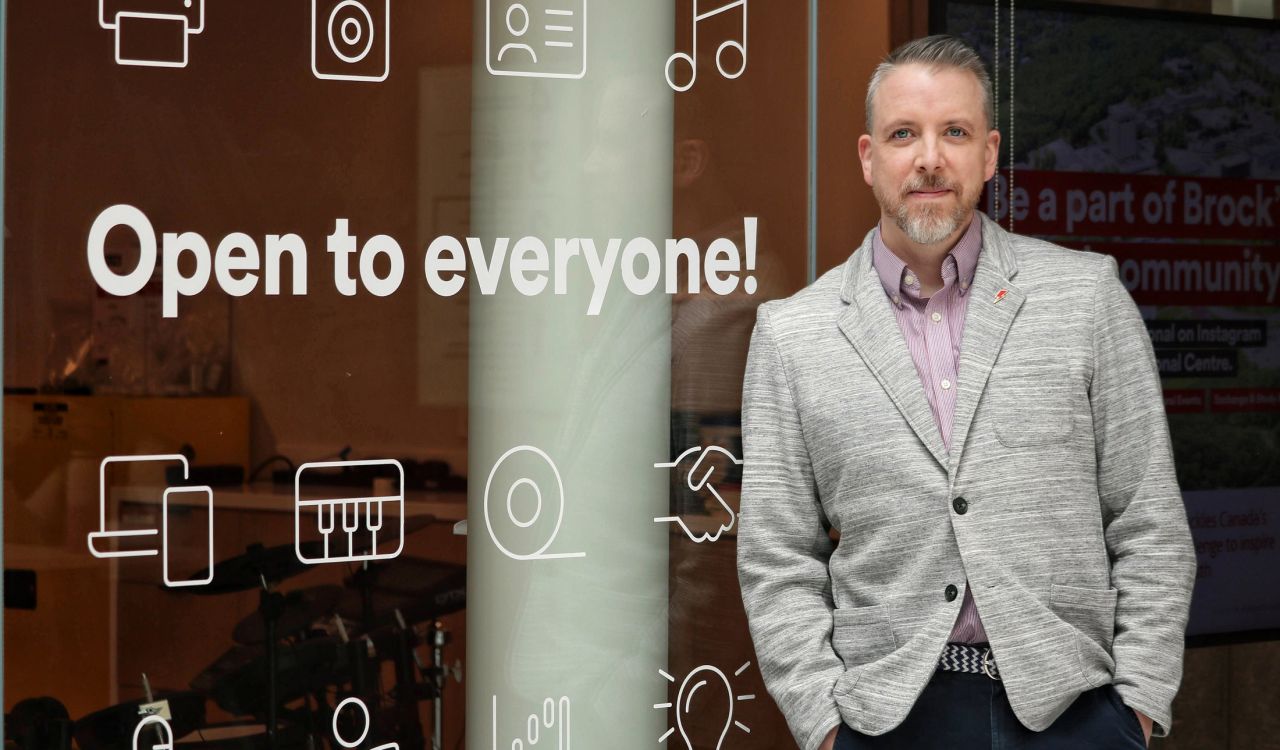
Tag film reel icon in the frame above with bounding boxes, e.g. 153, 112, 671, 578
482, 445, 586, 561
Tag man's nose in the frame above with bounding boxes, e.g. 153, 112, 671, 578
914, 135, 945, 172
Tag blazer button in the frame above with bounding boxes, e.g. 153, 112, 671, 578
952, 497, 968, 514
945, 584, 959, 602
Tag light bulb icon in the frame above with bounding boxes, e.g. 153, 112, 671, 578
657, 662, 754, 749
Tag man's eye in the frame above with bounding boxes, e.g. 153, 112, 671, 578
947, 127, 966, 137
893, 129, 911, 139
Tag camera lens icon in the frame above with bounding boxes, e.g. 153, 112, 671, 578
311, 0, 390, 82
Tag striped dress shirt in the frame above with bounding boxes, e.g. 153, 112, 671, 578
871, 216, 988, 643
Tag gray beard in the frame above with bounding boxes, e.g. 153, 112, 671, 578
893, 201, 967, 245
874, 177, 972, 245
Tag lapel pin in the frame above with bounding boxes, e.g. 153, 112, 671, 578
994, 289, 1008, 304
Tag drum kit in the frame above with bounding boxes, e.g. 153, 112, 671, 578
69, 517, 465, 750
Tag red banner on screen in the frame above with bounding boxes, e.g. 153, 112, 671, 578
1210, 388, 1280, 413
1061, 242, 1280, 307
987, 171, 1280, 242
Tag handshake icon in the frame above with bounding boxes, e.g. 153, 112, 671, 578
654, 445, 743, 544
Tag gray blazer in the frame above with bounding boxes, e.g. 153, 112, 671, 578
737, 213, 1197, 750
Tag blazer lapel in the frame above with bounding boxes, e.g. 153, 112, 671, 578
946, 213, 1024, 475
837, 229, 950, 471
835, 213, 1025, 477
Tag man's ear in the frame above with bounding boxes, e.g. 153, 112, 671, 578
984, 128, 1002, 181
674, 139, 710, 189
857, 134, 874, 187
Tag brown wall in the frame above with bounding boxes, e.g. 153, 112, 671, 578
816, 1, 892, 276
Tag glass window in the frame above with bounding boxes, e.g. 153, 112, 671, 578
3, 2, 818, 747
10, 2, 1273, 748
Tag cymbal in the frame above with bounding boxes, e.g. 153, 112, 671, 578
74, 691, 206, 750
183, 542, 324, 595
338, 557, 466, 629
191, 638, 349, 717
232, 585, 343, 645
183, 514, 437, 595
175, 720, 310, 749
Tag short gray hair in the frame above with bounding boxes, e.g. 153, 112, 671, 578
865, 34, 994, 133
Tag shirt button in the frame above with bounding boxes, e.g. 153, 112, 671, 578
931, 312, 942, 323
953, 497, 968, 514
892, 294, 900, 306
961, 279, 970, 289
945, 584, 959, 602
905, 274, 916, 285
940, 378, 952, 390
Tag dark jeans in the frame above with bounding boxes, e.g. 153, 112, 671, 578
834, 670, 1147, 750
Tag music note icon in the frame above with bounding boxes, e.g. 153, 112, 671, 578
665, 0, 748, 92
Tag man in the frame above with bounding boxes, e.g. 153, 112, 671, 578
736, 35, 1196, 750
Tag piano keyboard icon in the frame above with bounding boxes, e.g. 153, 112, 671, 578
294, 459, 406, 565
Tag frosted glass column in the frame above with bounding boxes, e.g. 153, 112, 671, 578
467, 1, 673, 748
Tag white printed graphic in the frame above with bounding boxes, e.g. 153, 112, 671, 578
98, 0, 205, 69
333, 697, 399, 750
491, 694, 571, 749
483, 446, 585, 560
163, 485, 215, 587
89, 454, 215, 588
656, 662, 754, 748
312, 0, 391, 82
485, 0, 587, 79
133, 714, 175, 750
654, 446, 742, 543
294, 459, 406, 565
665, 0, 748, 92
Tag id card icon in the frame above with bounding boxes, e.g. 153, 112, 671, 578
485, 0, 587, 79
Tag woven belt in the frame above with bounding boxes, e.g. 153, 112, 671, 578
938, 642, 1001, 680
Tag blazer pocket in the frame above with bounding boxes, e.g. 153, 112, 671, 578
1049, 582, 1119, 647
831, 604, 896, 672
992, 399, 1076, 447
988, 371, 1079, 447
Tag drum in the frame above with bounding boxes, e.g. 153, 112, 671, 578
73, 692, 206, 750
174, 722, 308, 749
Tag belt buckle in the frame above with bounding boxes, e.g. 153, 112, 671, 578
981, 647, 1000, 681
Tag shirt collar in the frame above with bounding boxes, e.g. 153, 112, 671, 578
872, 215, 983, 309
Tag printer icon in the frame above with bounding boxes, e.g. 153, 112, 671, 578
98, 0, 206, 68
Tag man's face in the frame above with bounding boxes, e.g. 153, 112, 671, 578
858, 64, 999, 246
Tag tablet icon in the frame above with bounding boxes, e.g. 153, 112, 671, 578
485, 0, 587, 79
98, 0, 206, 69
312, 0, 391, 82
89, 454, 215, 589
